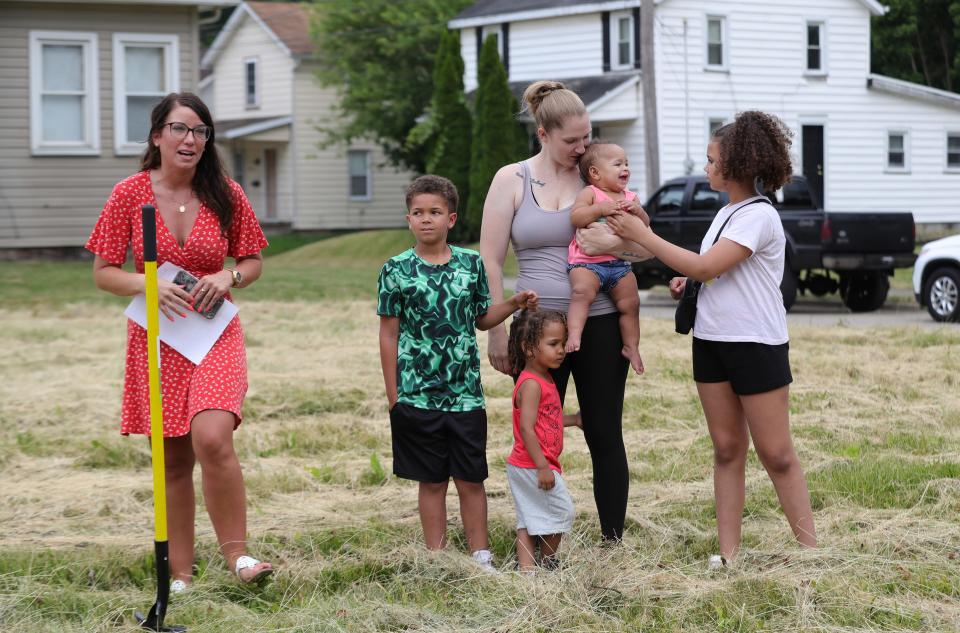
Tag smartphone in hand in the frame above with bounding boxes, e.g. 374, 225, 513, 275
173, 270, 224, 319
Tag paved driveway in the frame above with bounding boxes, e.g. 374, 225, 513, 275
638, 288, 947, 329
505, 277, 950, 328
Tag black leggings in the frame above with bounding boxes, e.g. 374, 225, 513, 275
549, 312, 629, 540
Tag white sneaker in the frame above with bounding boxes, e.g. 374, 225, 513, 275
707, 555, 728, 570
471, 549, 498, 574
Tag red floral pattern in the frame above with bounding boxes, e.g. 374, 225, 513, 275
86, 171, 268, 437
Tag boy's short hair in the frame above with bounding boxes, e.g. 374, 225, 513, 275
578, 141, 617, 182
405, 175, 459, 213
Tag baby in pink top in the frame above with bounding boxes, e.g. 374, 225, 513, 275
567, 142, 647, 374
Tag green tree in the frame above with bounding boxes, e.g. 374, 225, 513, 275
465, 36, 529, 240
424, 31, 473, 242
311, 0, 472, 173
872, 0, 959, 92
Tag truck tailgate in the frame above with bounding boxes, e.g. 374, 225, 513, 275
822, 212, 915, 253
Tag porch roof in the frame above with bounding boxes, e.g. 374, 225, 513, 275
468, 73, 640, 120
867, 73, 960, 109
216, 116, 292, 140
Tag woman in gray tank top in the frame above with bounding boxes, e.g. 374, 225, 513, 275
479, 81, 637, 542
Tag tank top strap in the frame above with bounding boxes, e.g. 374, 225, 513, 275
589, 184, 610, 202
518, 160, 535, 210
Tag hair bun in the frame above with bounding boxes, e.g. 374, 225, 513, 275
522, 80, 567, 116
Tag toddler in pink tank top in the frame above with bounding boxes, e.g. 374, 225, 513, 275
567, 142, 647, 374
506, 309, 582, 572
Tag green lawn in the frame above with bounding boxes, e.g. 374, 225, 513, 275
2, 231, 957, 633
0, 229, 520, 308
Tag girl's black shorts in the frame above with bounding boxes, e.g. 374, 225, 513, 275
692, 337, 792, 395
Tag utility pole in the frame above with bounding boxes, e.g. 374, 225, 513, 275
641, 0, 660, 197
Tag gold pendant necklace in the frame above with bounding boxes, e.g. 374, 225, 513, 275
173, 193, 194, 214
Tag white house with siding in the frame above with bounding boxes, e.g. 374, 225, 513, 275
450, 0, 960, 223
201, 1, 411, 230
0, 0, 238, 249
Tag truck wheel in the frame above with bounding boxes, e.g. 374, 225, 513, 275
780, 268, 798, 312
923, 267, 960, 322
841, 271, 889, 312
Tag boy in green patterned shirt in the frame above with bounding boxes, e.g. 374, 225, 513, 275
378, 175, 537, 572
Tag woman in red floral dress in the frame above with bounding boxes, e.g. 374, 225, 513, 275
87, 93, 273, 591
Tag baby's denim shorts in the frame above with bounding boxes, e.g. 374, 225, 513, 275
568, 260, 632, 293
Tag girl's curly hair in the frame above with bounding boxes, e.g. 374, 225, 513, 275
507, 309, 567, 376
713, 111, 794, 191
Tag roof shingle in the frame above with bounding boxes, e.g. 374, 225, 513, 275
246, 1, 314, 56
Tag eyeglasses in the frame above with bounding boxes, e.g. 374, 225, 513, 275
163, 121, 212, 142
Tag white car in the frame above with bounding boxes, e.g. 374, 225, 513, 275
913, 234, 960, 322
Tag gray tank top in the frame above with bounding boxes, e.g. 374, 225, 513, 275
510, 161, 616, 315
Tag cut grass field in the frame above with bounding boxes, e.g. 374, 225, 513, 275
1, 230, 958, 632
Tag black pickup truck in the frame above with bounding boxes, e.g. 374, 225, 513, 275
632, 175, 916, 312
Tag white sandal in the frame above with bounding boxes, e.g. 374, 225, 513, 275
235, 555, 273, 583
708, 554, 730, 570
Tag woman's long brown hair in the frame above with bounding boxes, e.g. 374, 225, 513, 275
141, 92, 234, 234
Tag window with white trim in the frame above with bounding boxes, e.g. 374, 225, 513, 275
948, 133, 960, 170
887, 131, 908, 171
244, 57, 259, 108
29, 31, 99, 155
706, 16, 726, 68
482, 24, 503, 57
806, 22, 825, 73
610, 12, 634, 70
348, 149, 372, 200
708, 117, 726, 138
113, 33, 179, 155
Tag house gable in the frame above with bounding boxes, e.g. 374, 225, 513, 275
201, 1, 313, 69
204, 2, 297, 121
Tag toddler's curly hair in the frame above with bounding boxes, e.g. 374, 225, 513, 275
578, 141, 617, 183
713, 111, 793, 191
507, 309, 567, 376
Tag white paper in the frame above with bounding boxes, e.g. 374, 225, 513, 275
124, 262, 239, 365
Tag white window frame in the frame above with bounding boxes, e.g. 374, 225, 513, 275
706, 115, 729, 144
348, 149, 372, 201
29, 30, 100, 156
112, 33, 179, 156
705, 15, 728, 71
805, 20, 827, 76
610, 11, 634, 71
481, 24, 503, 57
946, 132, 960, 173
886, 130, 910, 173
244, 56, 260, 109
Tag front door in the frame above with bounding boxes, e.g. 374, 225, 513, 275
802, 125, 824, 208
263, 148, 277, 219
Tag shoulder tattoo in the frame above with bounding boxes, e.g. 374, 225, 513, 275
515, 171, 545, 187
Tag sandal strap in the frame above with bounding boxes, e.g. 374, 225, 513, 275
235, 555, 262, 574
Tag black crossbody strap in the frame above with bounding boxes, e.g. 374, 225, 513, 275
710, 196, 770, 246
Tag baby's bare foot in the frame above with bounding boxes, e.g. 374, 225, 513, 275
622, 345, 644, 374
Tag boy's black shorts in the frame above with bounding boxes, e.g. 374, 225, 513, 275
692, 337, 792, 396
389, 402, 488, 483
